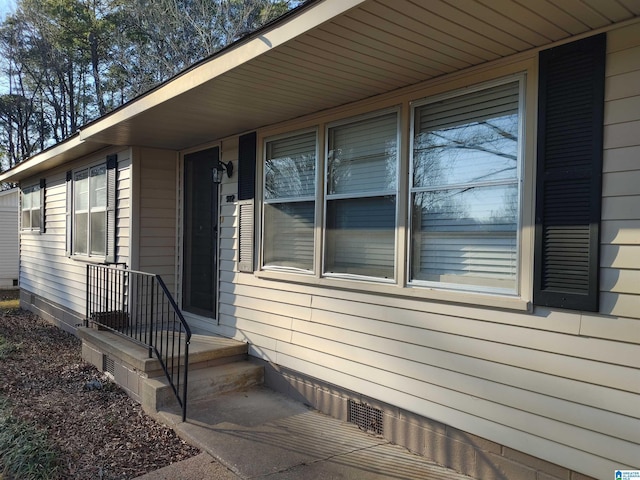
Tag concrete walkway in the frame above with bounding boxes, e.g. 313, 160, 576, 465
136, 387, 475, 480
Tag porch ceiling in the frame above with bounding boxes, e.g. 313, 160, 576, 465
3, 0, 639, 182
82, 0, 638, 151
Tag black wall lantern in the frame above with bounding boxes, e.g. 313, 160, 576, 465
212, 159, 233, 184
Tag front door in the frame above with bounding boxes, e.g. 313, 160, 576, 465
183, 148, 219, 317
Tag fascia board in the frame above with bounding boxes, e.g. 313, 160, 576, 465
0, 135, 92, 183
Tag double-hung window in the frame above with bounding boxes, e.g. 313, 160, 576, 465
410, 79, 522, 294
21, 183, 42, 231
325, 111, 399, 279
263, 131, 317, 272
73, 164, 107, 257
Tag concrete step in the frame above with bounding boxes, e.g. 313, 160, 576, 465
144, 360, 265, 412
79, 327, 248, 377
79, 327, 260, 411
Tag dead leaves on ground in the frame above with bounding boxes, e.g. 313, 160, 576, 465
0, 309, 199, 479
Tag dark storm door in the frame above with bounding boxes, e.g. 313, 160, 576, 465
183, 148, 219, 317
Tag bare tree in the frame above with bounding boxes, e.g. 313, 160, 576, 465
0, 0, 304, 172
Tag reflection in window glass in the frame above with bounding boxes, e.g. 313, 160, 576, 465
263, 131, 316, 271
91, 211, 106, 255
410, 81, 521, 293
325, 112, 398, 279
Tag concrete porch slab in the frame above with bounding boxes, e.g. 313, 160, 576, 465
154, 387, 475, 480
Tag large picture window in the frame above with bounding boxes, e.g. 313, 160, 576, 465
263, 131, 317, 271
73, 164, 107, 256
324, 111, 398, 279
410, 80, 522, 293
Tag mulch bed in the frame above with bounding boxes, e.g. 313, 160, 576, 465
0, 304, 199, 479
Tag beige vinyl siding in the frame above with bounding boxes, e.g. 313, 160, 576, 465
136, 148, 178, 295
19, 148, 131, 316
209, 26, 640, 479
0, 189, 19, 287
217, 272, 640, 476
600, 22, 640, 319
116, 163, 130, 261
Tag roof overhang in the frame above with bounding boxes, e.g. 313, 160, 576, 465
2, 0, 639, 183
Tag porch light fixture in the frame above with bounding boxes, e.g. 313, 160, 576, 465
212, 160, 233, 183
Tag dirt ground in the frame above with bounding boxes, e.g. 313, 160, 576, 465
0, 297, 199, 479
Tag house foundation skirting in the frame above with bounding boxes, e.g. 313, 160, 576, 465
20, 289, 83, 335
261, 360, 596, 480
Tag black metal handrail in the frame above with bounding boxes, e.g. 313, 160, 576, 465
85, 264, 191, 421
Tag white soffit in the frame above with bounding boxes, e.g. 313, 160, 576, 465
77, 0, 640, 151
4, 0, 640, 182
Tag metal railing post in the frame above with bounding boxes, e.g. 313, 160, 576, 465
148, 277, 154, 359
86, 264, 191, 421
85, 265, 90, 326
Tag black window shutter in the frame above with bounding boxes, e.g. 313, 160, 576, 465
237, 132, 256, 272
65, 171, 72, 256
39, 178, 46, 233
105, 154, 118, 264
534, 34, 606, 312
238, 132, 257, 201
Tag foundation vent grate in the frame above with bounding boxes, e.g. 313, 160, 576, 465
103, 354, 115, 376
348, 400, 383, 436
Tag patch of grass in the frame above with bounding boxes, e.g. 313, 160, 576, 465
0, 397, 61, 480
0, 289, 20, 313
0, 336, 20, 360
0, 298, 20, 311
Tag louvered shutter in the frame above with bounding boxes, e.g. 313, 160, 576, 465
65, 171, 72, 256
534, 34, 605, 311
105, 154, 118, 264
238, 132, 256, 272
39, 178, 46, 233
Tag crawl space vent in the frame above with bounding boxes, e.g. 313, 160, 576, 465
102, 354, 115, 376
348, 400, 383, 436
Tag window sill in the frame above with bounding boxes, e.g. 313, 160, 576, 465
69, 255, 108, 265
254, 269, 532, 312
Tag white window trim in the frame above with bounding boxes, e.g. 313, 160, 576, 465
254, 69, 535, 312
71, 160, 108, 260
323, 106, 401, 282
21, 183, 41, 232
261, 127, 319, 275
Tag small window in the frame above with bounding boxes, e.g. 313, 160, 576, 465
324, 111, 399, 279
263, 130, 317, 272
21, 183, 41, 231
410, 80, 522, 293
